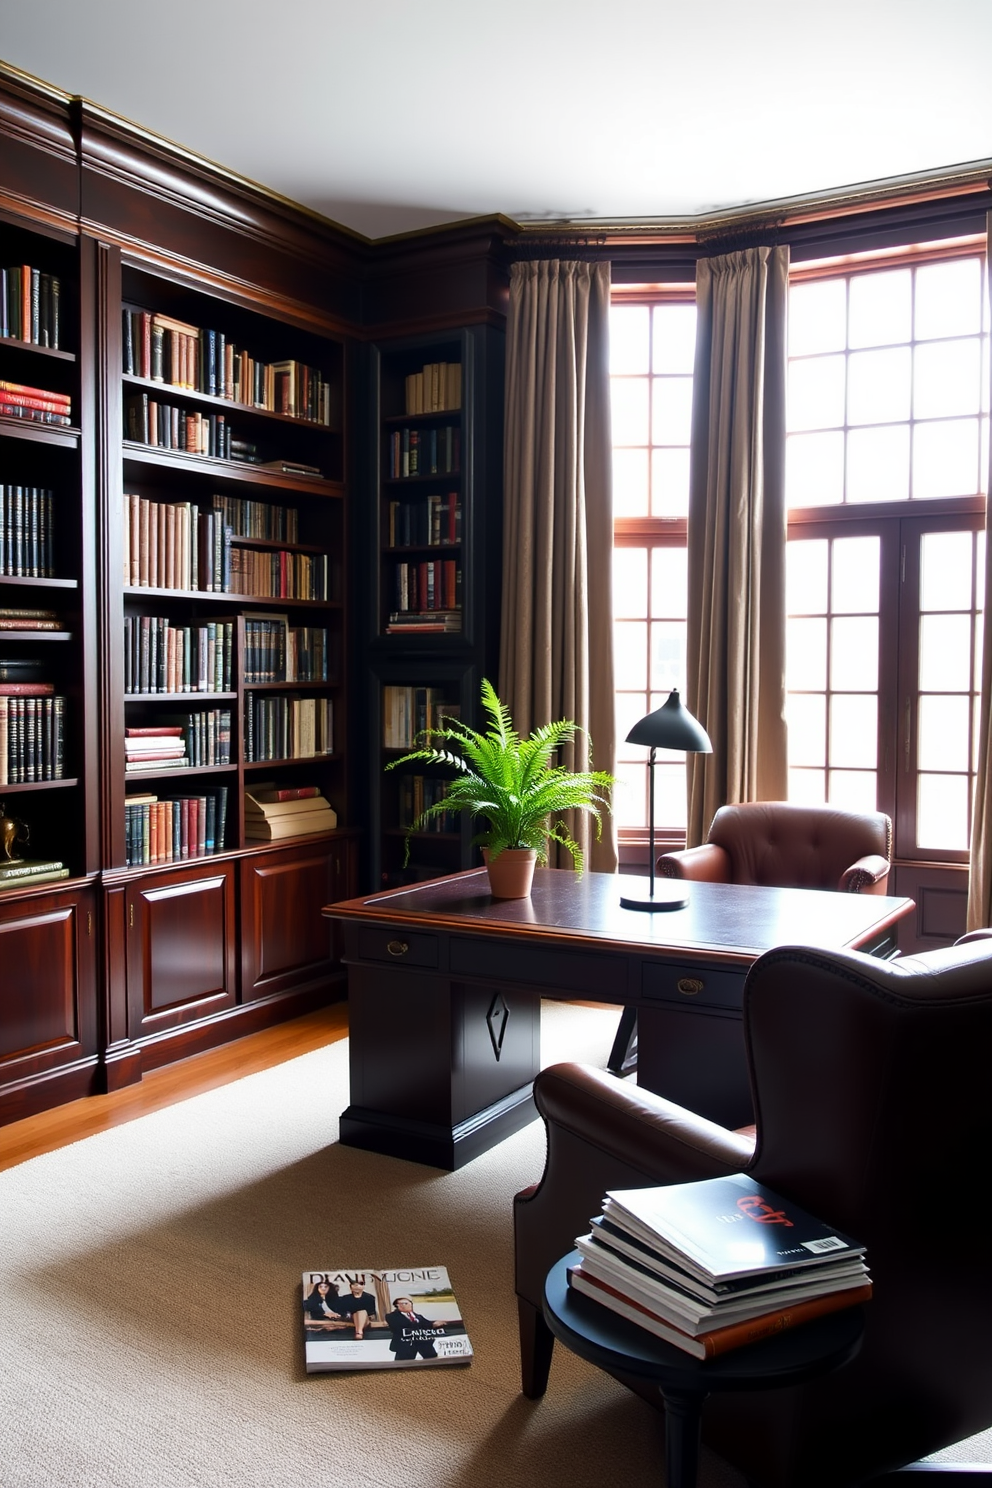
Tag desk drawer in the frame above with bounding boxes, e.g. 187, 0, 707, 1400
356, 927, 439, 969
641, 960, 744, 1011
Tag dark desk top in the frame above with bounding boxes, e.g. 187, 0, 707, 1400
325, 868, 914, 968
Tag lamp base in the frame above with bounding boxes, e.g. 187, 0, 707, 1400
618, 877, 689, 912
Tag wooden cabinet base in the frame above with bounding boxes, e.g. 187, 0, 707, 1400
340, 1081, 537, 1170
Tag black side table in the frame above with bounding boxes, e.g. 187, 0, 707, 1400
543, 1253, 865, 1488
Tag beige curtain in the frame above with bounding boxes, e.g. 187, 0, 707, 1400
965, 212, 992, 931
685, 245, 790, 846
499, 259, 617, 872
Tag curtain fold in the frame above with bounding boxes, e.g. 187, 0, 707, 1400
499, 259, 617, 872
685, 244, 790, 846
965, 212, 992, 931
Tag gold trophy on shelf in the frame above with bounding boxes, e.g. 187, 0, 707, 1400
0, 805, 30, 864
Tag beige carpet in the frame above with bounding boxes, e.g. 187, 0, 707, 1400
0, 1001, 986, 1487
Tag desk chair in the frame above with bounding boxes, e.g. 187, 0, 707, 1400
518, 935, 992, 1488
607, 803, 894, 1075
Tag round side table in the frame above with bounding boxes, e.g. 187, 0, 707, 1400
543, 1252, 865, 1488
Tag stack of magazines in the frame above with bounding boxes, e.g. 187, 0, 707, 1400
569, 1173, 870, 1359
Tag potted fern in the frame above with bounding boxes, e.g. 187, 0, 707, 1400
386, 679, 615, 898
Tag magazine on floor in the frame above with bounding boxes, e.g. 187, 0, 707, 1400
302, 1266, 473, 1372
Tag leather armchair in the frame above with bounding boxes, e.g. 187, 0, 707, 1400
516, 936, 992, 1488
658, 801, 892, 894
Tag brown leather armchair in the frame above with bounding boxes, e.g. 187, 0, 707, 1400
658, 801, 892, 894
516, 936, 992, 1488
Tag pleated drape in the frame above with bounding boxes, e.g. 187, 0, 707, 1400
965, 214, 992, 931
498, 259, 617, 872
685, 245, 790, 846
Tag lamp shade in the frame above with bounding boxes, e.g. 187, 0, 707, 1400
625, 689, 712, 754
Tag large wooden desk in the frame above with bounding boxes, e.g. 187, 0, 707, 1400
323, 868, 913, 1169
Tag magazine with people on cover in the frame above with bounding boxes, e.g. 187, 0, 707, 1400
302, 1266, 473, 1372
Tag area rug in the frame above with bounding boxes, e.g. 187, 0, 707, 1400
0, 1001, 984, 1487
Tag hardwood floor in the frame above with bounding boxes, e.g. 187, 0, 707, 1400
0, 1001, 349, 1174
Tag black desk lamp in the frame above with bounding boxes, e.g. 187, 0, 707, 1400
619, 688, 712, 912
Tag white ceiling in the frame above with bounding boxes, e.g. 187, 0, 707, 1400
2, 0, 991, 242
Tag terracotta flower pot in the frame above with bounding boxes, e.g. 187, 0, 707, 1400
483, 847, 537, 899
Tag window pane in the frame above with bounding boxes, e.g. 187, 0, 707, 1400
613, 760, 648, 828
787, 617, 827, 691
828, 770, 878, 811
913, 418, 981, 500
652, 547, 688, 616
786, 693, 826, 766
831, 536, 880, 614
786, 430, 844, 506
613, 447, 649, 517
847, 424, 910, 503
847, 346, 911, 425
616, 693, 650, 751
921, 530, 974, 611
788, 355, 846, 431
848, 268, 911, 348
614, 620, 648, 689
610, 305, 650, 374
786, 538, 828, 615
653, 304, 697, 373
652, 377, 693, 444
611, 377, 649, 445
830, 616, 879, 691
919, 613, 971, 691
829, 695, 877, 768
914, 339, 982, 419
917, 773, 969, 850
919, 694, 970, 772
651, 447, 690, 516
789, 279, 847, 356
650, 620, 686, 693
654, 763, 689, 831
613, 547, 648, 618
789, 767, 826, 804
915, 258, 983, 340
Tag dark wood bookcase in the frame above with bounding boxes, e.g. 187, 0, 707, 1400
366, 325, 504, 889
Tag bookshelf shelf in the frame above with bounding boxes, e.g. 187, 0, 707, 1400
0, 776, 80, 793
0, 575, 79, 591
0, 417, 79, 449
121, 372, 341, 432
122, 443, 343, 495
0, 338, 76, 363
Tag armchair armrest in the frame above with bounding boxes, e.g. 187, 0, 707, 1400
839, 853, 891, 894
657, 842, 731, 883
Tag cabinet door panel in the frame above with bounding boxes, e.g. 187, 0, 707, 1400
240, 845, 336, 1002
0, 894, 96, 1065
126, 867, 236, 1036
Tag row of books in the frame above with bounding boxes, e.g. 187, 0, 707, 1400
123, 495, 233, 593
1, 265, 61, 348
124, 617, 234, 695
391, 558, 460, 615
0, 378, 71, 427
1, 485, 56, 577
0, 606, 64, 633
208, 493, 299, 544
386, 493, 460, 550
0, 856, 69, 891
122, 308, 335, 425
124, 787, 229, 866
244, 693, 333, 763
396, 775, 455, 833
125, 394, 233, 457
244, 618, 328, 684
245, 783, 337, 841
0, 694, 65, 784
387, 426, 460, 480
228, 546, 329, 602
124, 714, 232, 772
382, 685, 457, 751
403, 361, 461, 415
568, 1174, 870, 1360
385, 611, 462, 635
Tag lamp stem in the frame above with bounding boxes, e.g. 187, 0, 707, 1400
648, 746, 656, 901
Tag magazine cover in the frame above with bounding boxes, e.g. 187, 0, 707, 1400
302, 1266, 473, 1372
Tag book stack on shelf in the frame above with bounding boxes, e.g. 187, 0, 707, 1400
244, 782, 337, 841
0, 855, 69, 891
383, 686, 457, 751
243, 694, 332, 763
387, 426, 460, 480
124, 394, 231, 457
1, 264, 61, 347
1, 487, 55, 576
404, 361, 461, 416
124, 725, 187, 774
397, 775, 454, 833
0, 606, 64, 634
243, 615, 328, 684
0, 379, 71, 428
569, 1174, 871, 1360
0, 684, 64, 784
158, 709, 232, 767
123, 617, 234, 695
387, 556, 461, 633
387, 492, 460, 548
125, 785, 229, 866
122, 308, 336, 425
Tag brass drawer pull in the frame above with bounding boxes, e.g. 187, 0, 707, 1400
677, 977, 703, 996
387, 939, 409, 957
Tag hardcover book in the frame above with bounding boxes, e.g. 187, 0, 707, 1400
302, 1266, 472, 1373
